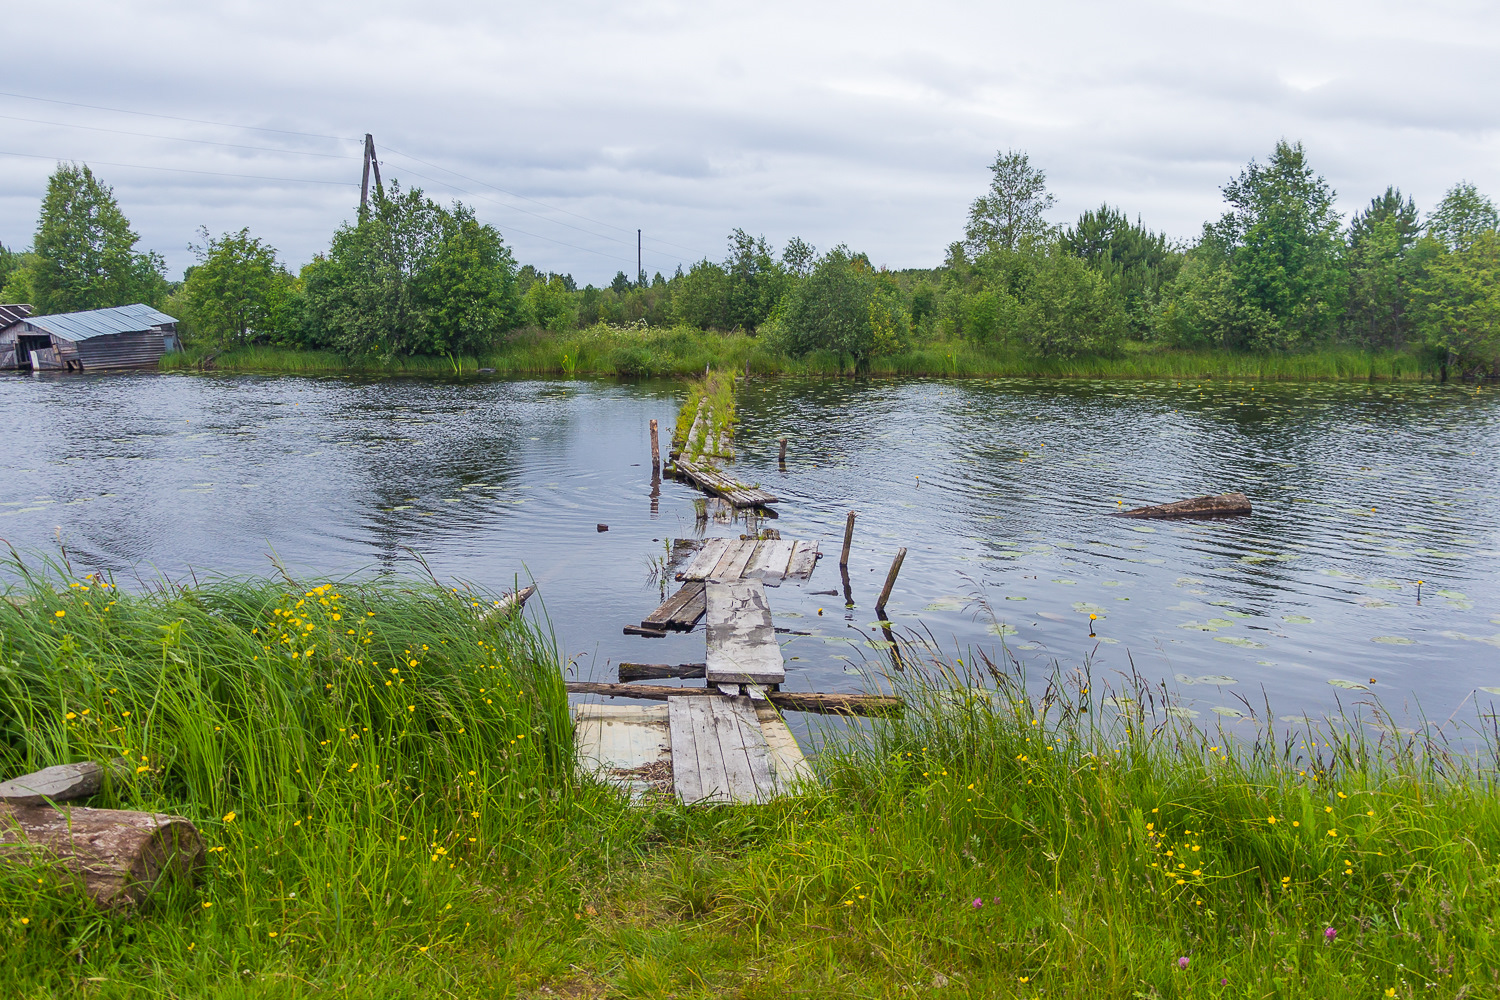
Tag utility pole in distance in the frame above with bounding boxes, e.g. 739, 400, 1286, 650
637, 229, 643, 288
360, 134, 384, 218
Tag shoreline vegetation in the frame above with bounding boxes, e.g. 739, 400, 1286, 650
8, 143, 1499, 387
158, 327, 1447, 382
4, 560, 1499, 996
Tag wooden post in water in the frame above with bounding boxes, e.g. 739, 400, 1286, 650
778, 437, 787, 468
650, 419, 660, 470
839, 511, 856, 567
875, 547, 906, 613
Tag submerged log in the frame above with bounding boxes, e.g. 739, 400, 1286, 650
566, 681, 903, 717
1114, 492, 1252, 520
0, 802, 204, 909
618, 662, 707, 682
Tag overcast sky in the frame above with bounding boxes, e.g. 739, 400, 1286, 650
2, 0, 1497, 284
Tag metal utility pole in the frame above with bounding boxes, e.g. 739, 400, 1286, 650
637, 229, 643, 288
359, 134, 384, 217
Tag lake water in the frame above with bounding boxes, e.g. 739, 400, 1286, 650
3, 371, 1498, 737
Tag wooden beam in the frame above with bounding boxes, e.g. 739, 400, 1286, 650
566, 682, 903, 716
705, 580, 784, 685
618, 662, 706, 682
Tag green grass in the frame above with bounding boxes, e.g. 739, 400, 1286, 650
162, 325, 1444, 382
672, 369, 737, 462
3, 560, 1497, 997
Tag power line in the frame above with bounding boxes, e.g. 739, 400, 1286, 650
0, 90, 358, 144
0, 111, 356, 160
0, 148, 354, 187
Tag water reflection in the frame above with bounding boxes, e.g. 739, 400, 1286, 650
2, 371, 1498, 733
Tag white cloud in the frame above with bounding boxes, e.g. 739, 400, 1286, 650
1, 0, 1496, 283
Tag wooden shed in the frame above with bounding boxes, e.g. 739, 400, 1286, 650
0, 304, 178, 372
0, 304, 33, 369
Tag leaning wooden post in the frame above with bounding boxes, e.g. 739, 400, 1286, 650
778, 437, 788, 468
875, 547, 906, 613
839, 511, 857, 567
650, 419, 660, 470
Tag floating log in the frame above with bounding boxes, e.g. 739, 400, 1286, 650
0, 802, 204, 909
619, 662, 707, 682
1114, 493, 1252, 520
565, 681, 903, 717
840, 511, 856, 567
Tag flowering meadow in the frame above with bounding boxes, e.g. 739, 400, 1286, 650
2, 558, 1497, 997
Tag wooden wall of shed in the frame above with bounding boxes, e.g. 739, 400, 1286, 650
74, 330, 167, 370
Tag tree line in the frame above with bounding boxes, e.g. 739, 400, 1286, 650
2, 143, 1497, 373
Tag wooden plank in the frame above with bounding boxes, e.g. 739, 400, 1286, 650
785, 541, 821, 580
667, 698, 704, 805
714, 538, 759, 582
704, 538, 748, 580
709, 697, 769, 804
566, 682, 904, 716
678, 538, 731, 581
623, 624, 667, 638
643, 583, 703, 629
704, 580, 785, 685
755, 706, 815, 790
745, 538, 796, 584
666, 585, 708, 630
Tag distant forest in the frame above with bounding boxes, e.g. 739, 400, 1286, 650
2, 142, 1498, 372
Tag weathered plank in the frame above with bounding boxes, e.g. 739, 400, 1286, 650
574, 704, 672, 799
623, 624, 668, 638
706, 538, 754, 581
1114, 492, 1252, 520
677, 538, 730, 580
755, 705, 815, 790
675, 458, 779, 508
618, 662, 706, 682
709, 697, 773, 803
705, 580, 785, 685
643, 583, 704, 630
668, 585, 708, 630
566, 681, 905, 716
785, 541, 821, 580
666, 698, 704, 804
745, 538, 796, 584
715, 538, 760, 581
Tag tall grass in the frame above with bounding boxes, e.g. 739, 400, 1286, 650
162, 326, 1445, 382
3, 560, 1498, 996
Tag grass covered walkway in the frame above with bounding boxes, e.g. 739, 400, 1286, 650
1, 563, 1494, 998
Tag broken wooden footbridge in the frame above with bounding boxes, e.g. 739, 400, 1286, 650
569, 375, 904, 805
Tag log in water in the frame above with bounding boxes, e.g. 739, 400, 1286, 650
1113, 493, 1252, 520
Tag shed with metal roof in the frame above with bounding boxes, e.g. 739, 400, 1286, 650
0, 304, 178, 371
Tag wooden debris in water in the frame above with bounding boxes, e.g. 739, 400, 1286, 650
618, 662, 706, 681
674, 537, 818, 586
566, 681, 903, 717
641, 582, 708, 632
1114, 492, 1252, 520
674, 457, 778, 509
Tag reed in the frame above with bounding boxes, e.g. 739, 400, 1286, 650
161, 328, 1444, 383
2, 560, 1495, 996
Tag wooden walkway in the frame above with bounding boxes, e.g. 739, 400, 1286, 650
574, 699, 811, 803
629, 536, 821, 636
674, 457, 778, 509
675, 536, 819, 585
705, 581, 784, 685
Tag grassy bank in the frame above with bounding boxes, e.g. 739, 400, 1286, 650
160, 324, 1442, 382
2, 563, 1497, 997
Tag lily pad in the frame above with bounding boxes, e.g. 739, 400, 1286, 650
1214, 636, 1266, 648
1212, 706, 1246, 718
866, 639, 895, 650
843, 665, 863, 675
924, 597, 965, 612
1005, 595, 1027, 601
1282, 615, 1314, 624
1371, 635, 1414, 645
1479, 687, 1500, 696
1101, 697, 1136, 710
1179, 621, 1221, 632
987, 623, 1018, 636
1197, 674, 1239, 685
1328, 679, 1369, 691
1166, 707, 1200, 719
1051, 579, 1078, 586
1280, 714, 1317, 724
1071, 602, 1106, 615
1357, 597, 1396, 609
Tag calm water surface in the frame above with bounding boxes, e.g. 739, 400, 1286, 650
2, 371, 1498, 736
